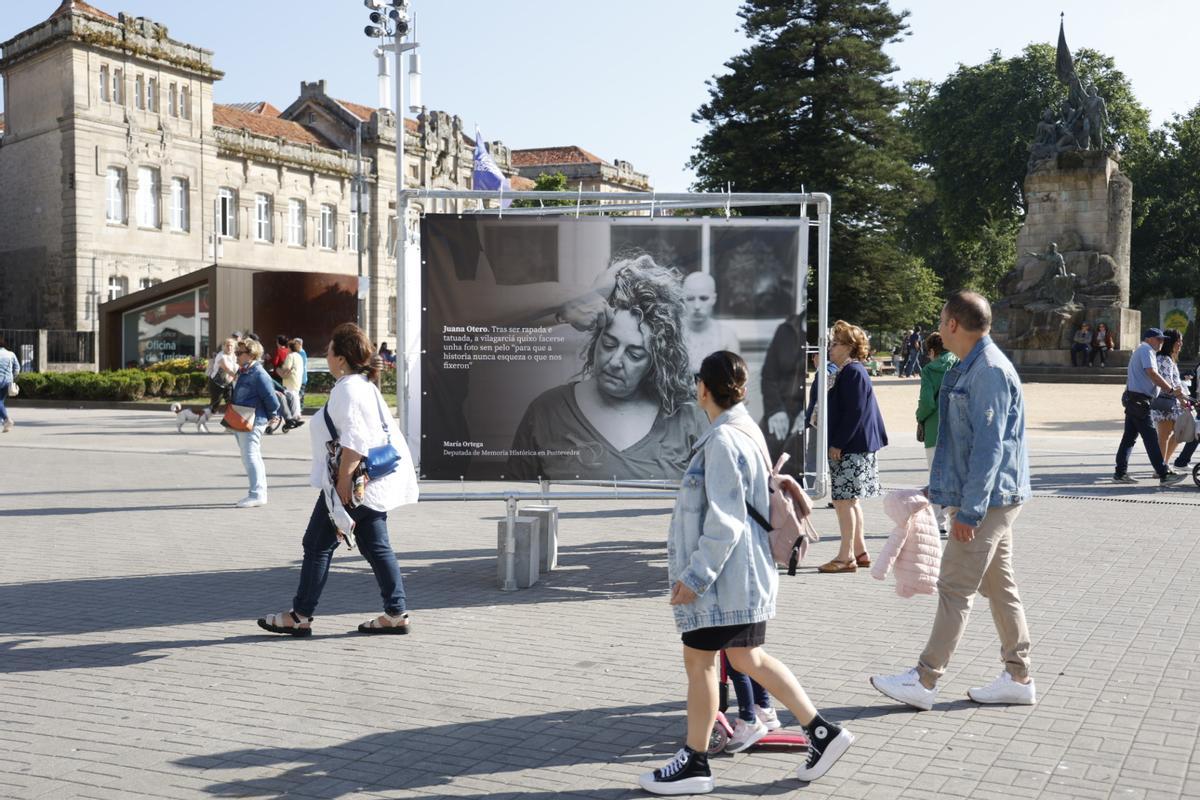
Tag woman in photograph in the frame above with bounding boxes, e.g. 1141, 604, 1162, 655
257, 323, 419, 637
818, 320, 888, 574
639, 351, 854, 795
507, 255, 706, 480
229, 337, 281, 508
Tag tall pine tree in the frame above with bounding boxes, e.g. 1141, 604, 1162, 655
689, 0, 940, 330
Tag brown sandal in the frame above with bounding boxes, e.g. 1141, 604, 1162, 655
855, 551, 872, 568
817, 558, 857, 574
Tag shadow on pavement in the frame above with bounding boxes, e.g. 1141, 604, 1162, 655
170, 700, 702, 799
0, 540, 669, 639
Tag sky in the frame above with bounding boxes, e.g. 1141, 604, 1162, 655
2, 0, 1197, 192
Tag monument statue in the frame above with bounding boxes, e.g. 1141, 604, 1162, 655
1027, 18, 1117, 169
991, 18, 1140, 360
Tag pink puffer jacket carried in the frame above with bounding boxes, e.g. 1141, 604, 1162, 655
871, 488, 942, 597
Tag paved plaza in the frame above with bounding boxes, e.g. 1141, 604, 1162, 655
2, 383, 1199, 799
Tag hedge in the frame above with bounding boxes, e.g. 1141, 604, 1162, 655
307, 368, 396, 394
14, 365, 393, 401
13, 369, 208, 401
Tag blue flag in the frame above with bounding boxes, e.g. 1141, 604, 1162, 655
472, 129, 511, 205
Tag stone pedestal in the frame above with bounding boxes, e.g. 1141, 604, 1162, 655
992, 152, 1141, 363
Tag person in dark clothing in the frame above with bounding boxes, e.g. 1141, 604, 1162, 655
818, 320, 888, 574
758, 315, 806, 480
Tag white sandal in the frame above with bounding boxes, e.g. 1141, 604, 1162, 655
357, 611, 410, 635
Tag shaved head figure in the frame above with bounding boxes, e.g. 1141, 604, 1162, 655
681, 271, 741, 372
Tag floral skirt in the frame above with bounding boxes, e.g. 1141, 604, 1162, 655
830, 451, 881, 500
1151, 400, 1183, 425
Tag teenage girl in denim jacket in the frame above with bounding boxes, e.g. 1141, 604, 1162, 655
639, 351, 855, 796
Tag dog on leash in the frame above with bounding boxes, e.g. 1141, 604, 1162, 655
170, 402, 212, 433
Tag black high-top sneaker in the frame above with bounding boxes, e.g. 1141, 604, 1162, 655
795, 716, 855, 782
637, 746, 713, 795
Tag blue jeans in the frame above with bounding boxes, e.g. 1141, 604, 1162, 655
903, 350, 922, 377
722, 651, 770, 722
292, 493, 406, 618
1174, 437, 1198, 468
234, 422, 268, 500
0, 383, 9, 422
1115, 406, 1167, 478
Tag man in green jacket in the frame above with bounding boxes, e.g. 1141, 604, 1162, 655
916, 332, 958, 532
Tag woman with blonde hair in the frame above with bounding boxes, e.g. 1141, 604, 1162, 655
228, 337, 281, 508
818, 321, 888, 574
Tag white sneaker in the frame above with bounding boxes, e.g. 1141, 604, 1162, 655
968, 671, 1037, 705
870, 668, 937, 711
724, 716, 767, 753
753, 704, 782, 731
235, 496, 266, 508
2, 420, 11, 433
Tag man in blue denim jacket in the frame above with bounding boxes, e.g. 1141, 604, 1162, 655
871, 291, 1038, 710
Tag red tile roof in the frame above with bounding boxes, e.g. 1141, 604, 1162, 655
213, 104, 333, 148
511, 146, 604, 167
225, 101, 281, 117
335, 97, 419, 132
49, 0, 117, 23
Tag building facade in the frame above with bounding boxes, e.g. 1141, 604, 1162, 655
0, 1, 651, 368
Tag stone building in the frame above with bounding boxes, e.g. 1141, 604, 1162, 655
0, 1, 648, 368
512, 146, 651, 193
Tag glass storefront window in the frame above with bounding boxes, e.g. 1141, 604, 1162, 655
122, 289, 202, 367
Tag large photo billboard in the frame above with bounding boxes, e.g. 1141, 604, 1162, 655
420, 215, 805, 481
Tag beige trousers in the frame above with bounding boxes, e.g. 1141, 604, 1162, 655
917, 503, 1031, 687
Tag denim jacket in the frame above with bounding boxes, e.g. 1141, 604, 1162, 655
667, 403, 777, 633
230, 361, 281, 423
929, 335, 1031, 527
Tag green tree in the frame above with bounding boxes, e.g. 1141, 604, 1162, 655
688, 0, 940, 329
902, 44, 1150, 296
511, 171, 575, 208
1126, 104, 1200, 306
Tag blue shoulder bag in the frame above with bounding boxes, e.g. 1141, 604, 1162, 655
323, 385, 402, 480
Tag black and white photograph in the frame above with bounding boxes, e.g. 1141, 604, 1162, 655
420, 215, 806, 482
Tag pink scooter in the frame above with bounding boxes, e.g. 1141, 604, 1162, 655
707, 655, 810, 755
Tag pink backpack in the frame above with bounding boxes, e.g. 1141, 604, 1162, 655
727, 422, 820, 575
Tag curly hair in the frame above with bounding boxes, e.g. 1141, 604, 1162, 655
580, 254, 692, 415
831, 320, 870, 361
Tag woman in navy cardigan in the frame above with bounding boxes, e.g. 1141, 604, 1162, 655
818, 320, 888, 573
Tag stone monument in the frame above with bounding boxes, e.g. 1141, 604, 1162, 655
991, 20, 1140, 363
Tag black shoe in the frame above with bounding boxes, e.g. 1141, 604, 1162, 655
291, 419, 305, 428
1160, 472, 1184, 486
1112, 473, 1137, 484
637, 747, 713, 795
1174, 460, 1189, 469
795, 722, 855, 782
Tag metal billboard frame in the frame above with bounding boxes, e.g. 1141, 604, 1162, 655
395, 188, 832, 500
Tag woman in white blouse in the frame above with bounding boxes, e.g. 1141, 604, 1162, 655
257, 323, 419, 637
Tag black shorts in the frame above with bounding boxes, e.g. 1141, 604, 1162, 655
681, 621, 767, 651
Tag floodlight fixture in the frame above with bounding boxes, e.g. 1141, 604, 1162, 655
364, 25, 384, 37
369, 11, 383, 24
363, 0, 383, 8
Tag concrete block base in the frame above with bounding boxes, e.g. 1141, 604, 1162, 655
521, 505, 559, 572
497, 516, 541, 590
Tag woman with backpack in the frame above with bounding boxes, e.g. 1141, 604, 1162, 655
639, 350, 854, 796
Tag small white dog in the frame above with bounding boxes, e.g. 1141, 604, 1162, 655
170, 402, 212, 433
